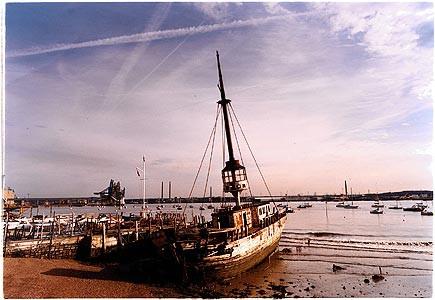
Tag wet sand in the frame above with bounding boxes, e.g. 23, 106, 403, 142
3, 238, 432, 298
217, 244, 433, 298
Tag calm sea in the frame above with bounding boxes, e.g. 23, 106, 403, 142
25, 200, 432, 244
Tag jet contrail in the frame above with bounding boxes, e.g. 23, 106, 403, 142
7, 13, 303, 58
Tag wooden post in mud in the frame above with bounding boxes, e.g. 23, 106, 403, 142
38, 215, 45, 258
48, 213, 55, 259
135, 221, 139, 241
117, 214, 123, 246
3, 212, 9, 254
70, 212, 74, 236
102, 223, 106, 253
40, 215, 45, 240
56, 216, 60, 235
148, 215, 151, 233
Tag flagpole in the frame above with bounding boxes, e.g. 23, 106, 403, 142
142, 156, 146, 210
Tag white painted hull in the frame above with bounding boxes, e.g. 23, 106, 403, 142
191, 214, 287, 278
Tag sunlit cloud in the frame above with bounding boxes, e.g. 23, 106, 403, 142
5, 3, 432, 197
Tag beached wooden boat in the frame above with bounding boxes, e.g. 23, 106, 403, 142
114, 51, 287, 281
175, 51, 287, 279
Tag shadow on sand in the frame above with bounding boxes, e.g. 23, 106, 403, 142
41, 264, 224, 298
41, 266, 121, 281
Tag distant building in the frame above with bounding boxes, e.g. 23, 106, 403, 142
3, 187, 17, 207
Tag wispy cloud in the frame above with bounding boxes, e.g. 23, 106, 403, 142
5, 3, 432, 197
7, 13, 311, 58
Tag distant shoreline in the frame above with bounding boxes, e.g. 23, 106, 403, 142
5, 195, 433, 210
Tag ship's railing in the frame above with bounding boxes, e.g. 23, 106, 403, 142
258, 211, 286, 229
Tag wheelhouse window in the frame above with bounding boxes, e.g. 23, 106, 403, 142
223, 169, 247, 183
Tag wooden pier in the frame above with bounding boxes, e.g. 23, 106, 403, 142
4, 211, 193, 260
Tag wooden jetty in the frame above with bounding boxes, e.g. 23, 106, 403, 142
4, 211, 189, 260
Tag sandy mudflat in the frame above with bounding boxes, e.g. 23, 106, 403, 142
3, 240, 433, 299
3, 258, 184, 298
216, 242, 433, 298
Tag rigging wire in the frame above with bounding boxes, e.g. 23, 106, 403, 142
184, 104, 221, 215
228, 105, 253, 197
229, 103, 277, 208
202, 111, 218, 199
221, 106, 226, 207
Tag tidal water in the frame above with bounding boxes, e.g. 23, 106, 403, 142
26, 200, 432, 243
20, 199, 433, 297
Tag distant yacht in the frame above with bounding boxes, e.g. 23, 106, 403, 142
421, 209, 433, 216
297, 202, 312, 208
403, 202, 427, 212
343, 182, 358, 209
370, 207, 383, 214
388, 199, 402, 209
371, 195, 384, 208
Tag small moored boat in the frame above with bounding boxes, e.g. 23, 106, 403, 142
388, 200, 402, 209
403, 204, 425, 212
297, 202, 312, 208
421, 209, 433, 216
370, 208, 383, 214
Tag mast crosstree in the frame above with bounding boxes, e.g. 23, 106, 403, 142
216, 51, 247, 208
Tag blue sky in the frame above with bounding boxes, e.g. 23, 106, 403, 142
5, 2, 433, 198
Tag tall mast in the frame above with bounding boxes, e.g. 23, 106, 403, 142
142, 156, 146, 210
344, 180, 348, 196
217, 51, 236, 162
169, 181, 172, 202
216, 51, 247, 208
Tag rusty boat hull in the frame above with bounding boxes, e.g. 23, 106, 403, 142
183, 213, 287, 279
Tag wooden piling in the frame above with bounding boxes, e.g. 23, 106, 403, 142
102, 223, 106, 253
48, 213, 55, 259
71, 212, 75, 236
3, 212, 9, 254
40, 215, 45, 240
55, 216, 59, 235
135, 221, 139, 241
38, 215, 44, 258
117, 214, 123, 246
